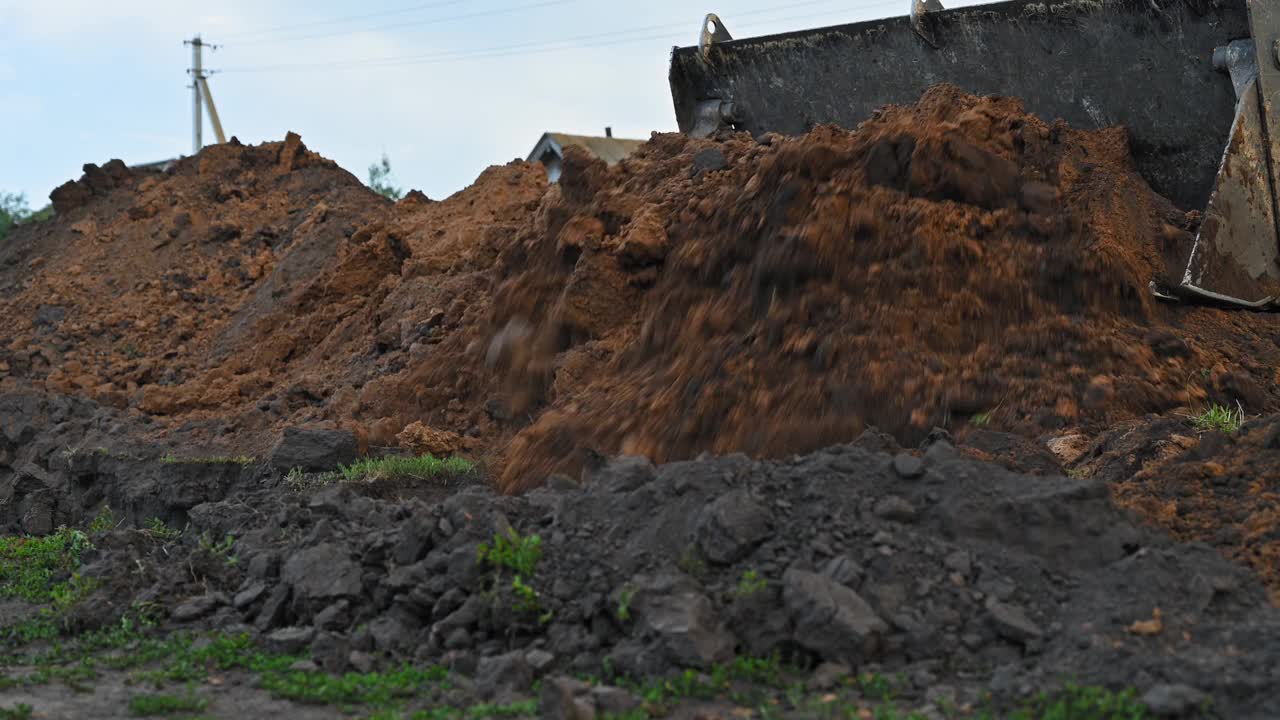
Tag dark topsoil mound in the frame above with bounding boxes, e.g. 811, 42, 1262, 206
5, 424, 1280, 718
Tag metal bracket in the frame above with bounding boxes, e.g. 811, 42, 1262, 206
910, 0, 944, 47
1214, 40, 1259, 100
688, 98, 737, 139
699, 14, 732, 62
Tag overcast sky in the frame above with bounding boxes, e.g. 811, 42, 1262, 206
0, 0, 990, 206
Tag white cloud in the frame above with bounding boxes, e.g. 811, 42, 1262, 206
4, 0, 290, 43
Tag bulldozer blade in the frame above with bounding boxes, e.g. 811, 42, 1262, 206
1170, 75, 1280, 308
669, 0, 1280, 308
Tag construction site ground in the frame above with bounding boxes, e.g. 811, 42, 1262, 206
2, 86, 1280, 718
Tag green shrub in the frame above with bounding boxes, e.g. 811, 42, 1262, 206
0, 527, 93, 601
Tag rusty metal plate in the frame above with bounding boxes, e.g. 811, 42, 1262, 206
1248, 0, 1280, 238
1173, 3, 1280, 307
1179, 78, 1280, 306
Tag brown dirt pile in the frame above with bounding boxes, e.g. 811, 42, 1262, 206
4, 86, 1280, 499
474, 85, 1280, 490
0, 133, 387, 420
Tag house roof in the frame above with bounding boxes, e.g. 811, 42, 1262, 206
130, 157, 182, 172
527, 132, 645, 166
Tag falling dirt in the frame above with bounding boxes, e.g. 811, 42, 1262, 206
471, 86, 1280, 492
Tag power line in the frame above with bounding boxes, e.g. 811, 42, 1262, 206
220, 0, 471, 42
228, 0, 574, 46
273, 0, 851, 67
220, 0, 904, 74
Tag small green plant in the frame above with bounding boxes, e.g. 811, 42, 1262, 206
477, 527, 542, 577
3, 614, 60, 644
119, 342, 144, 360
50, 572, 100, 612
729, 654, 785, 687
0, 526, 93, 601
1, 569, 102, 645
0, 704, 33, 720
677, 545, 707, 579
144, 518, 182, 542
1190, 402, 1244, 434
511, 575, 542, 614
478, 527, 547, 620
859, 672, 895, 702
284, 466, 308, 490
971, 411, 992, 427
127, 690, 208, 716
736, 569, 768, 597
198, 533, 238, 567
337, 454, 474, 483
616, 585, 635, 622
89, 505, 117, 534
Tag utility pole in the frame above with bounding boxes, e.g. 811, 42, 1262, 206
184, 35, 223, 155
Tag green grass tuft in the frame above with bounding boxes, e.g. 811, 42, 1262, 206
1008, 682, 1149, 719
160, 454, 256, 466
127, 691, 208, 716
336, 454, 474, 483
1190, 403, 1244, 434
261, 664, 449, 706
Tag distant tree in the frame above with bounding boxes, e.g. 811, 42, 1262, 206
367, 154, 404, 201
0, 192, 32, 241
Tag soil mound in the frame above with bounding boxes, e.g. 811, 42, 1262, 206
0, 133, 390, 434
476, 85, 1280, 491
7, 437, 1280, 718
4, 86, 1280, 496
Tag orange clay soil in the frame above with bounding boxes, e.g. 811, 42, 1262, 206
4, 87, 1280, 507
